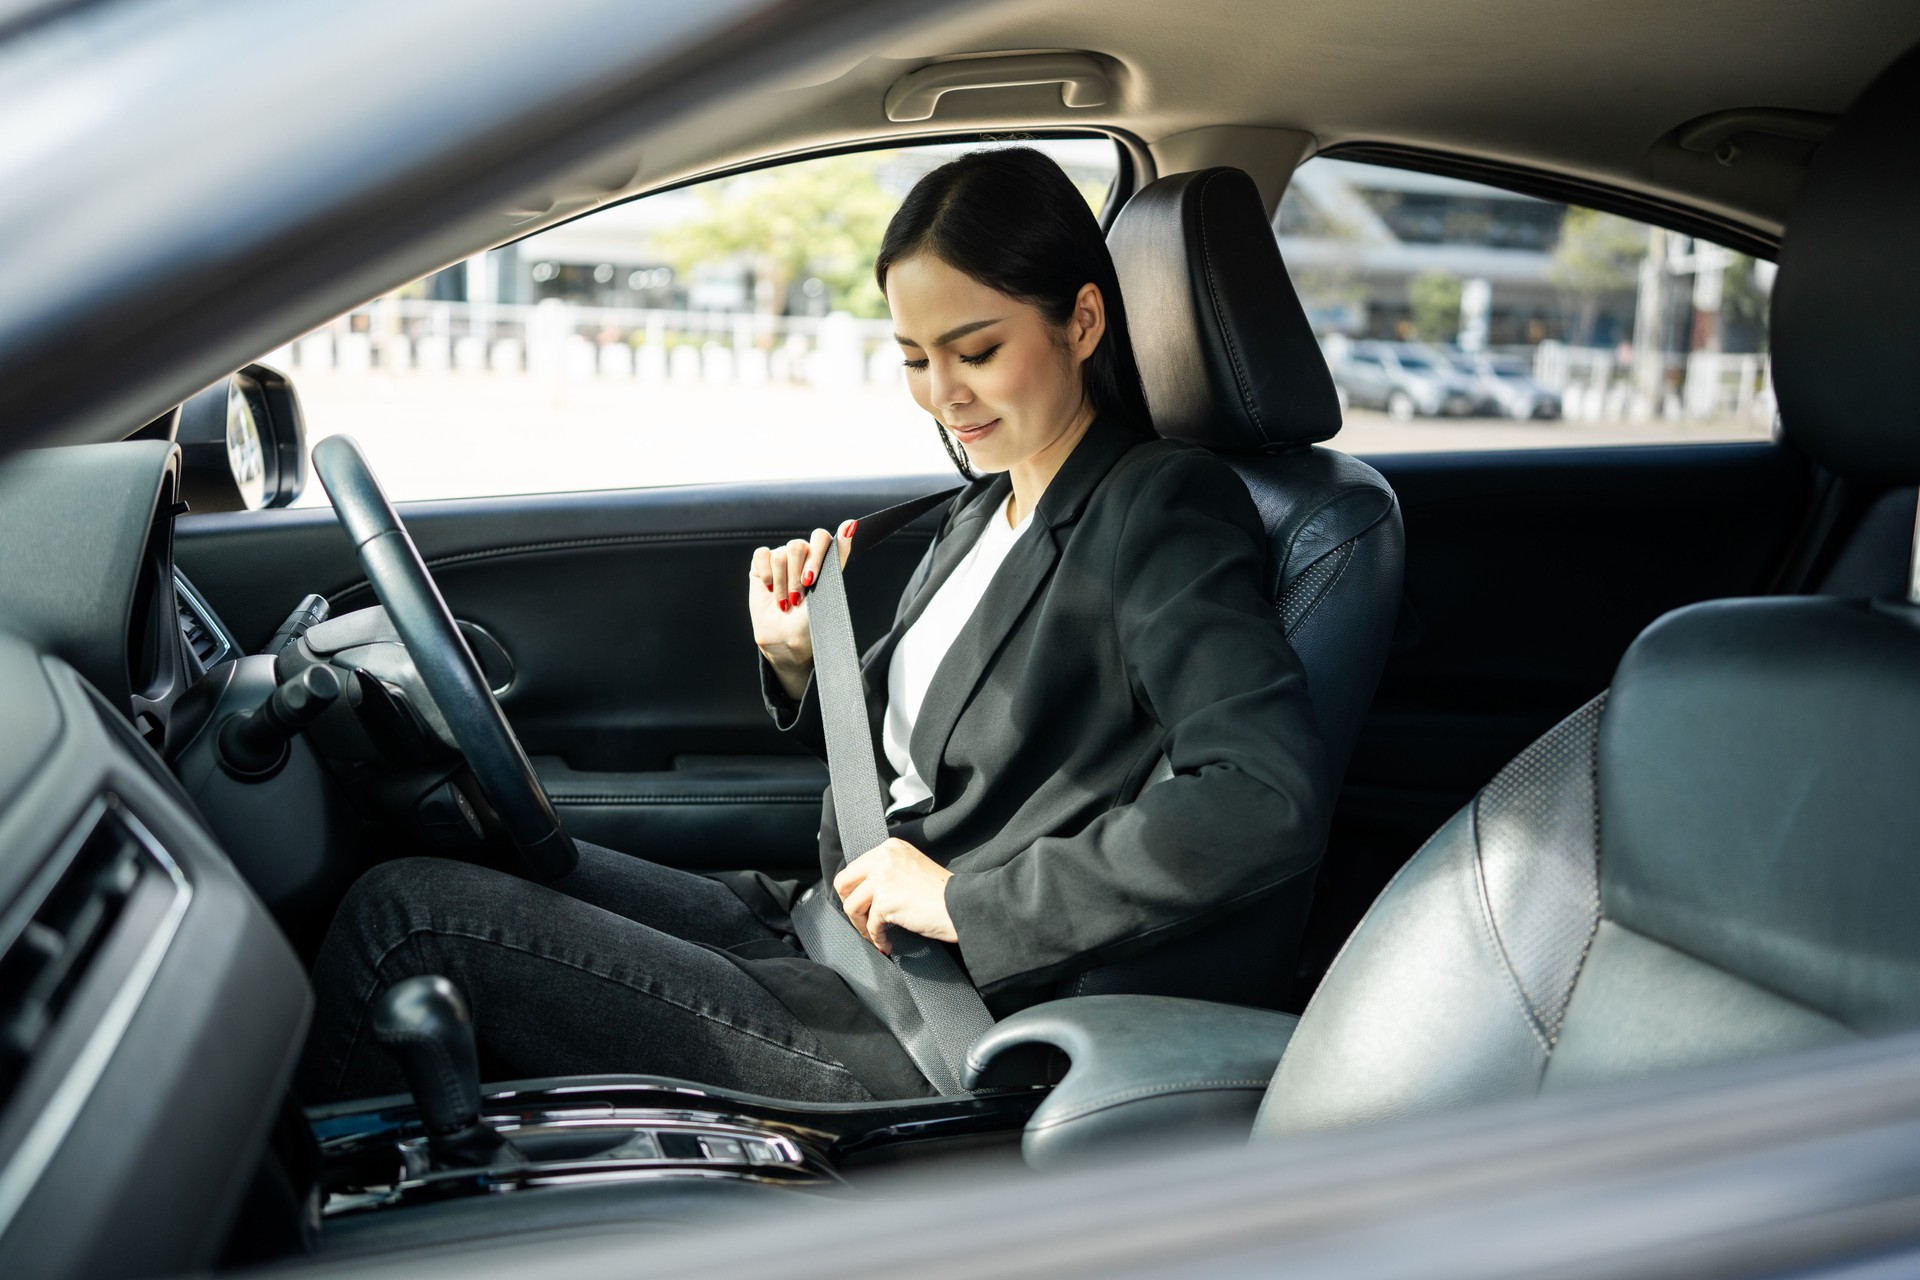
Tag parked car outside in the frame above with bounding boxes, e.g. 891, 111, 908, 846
1437, 349, 1565, 420
1333, 341, 1486, 420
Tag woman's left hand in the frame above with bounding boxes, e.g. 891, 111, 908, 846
833, 838, 956, 955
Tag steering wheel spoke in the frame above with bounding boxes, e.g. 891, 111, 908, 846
312, 435, 577, 879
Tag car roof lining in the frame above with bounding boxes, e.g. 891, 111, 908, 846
493, 0, 1920, 265
5, 0, 1918, 454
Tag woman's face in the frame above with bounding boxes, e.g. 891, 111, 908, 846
885, 252, 1104, 477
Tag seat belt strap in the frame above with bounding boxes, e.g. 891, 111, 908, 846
788, 485, 996, 1097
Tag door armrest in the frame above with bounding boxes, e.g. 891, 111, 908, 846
964, 995, 1297, 1169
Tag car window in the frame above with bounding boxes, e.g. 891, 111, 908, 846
1279, 155, 1777, 447
273, 138, 1121, 505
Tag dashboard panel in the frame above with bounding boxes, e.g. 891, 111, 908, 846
0, 441, 308, 1279
0, 636, 310, 1279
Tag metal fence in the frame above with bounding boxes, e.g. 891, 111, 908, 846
271, 298, 904, 390
277, 299, 1777, 428
1529, 340, 1775, 426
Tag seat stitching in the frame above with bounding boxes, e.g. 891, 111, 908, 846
1545, 693, 1609, 1044
1194, 171, 1271, 447
1282, 539, 1358, 638
1469, 798, 1555, 1053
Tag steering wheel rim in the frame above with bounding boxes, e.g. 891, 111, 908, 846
311, 435, 577, 880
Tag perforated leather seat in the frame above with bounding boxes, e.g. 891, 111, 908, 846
1252, 42, 1920, 1137
1062, 167, 1405, 1005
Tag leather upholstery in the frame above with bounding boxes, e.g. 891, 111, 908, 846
1108, 167, 1342, 451
1258, 596, 1920, 1137
1773, 44, 1920, 482
964, 995, 1299, 1169
1068, 169, 1406, 1007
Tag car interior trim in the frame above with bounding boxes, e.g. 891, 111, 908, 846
0, 797, 193, 1240
1320, 141, 1781, 261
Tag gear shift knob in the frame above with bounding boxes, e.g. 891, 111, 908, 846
371, 975, 512, 1165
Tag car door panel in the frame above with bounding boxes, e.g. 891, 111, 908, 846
176, 475, 951, 874
178, 443, 1810, 893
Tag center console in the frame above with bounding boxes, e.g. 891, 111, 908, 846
276, 980, 1295, 1261
285, 976, 1044, 1261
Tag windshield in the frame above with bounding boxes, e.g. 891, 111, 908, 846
1396, 354, 1436, 372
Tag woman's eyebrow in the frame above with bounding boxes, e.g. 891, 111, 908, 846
894, 318, 1004, 349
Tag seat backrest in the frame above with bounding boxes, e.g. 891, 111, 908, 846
1255, 41, 1920, 1137
1056, 167, 1405, 1006
1109, 166, 1404, 791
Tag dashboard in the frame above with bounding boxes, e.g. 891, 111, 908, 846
0, 441, 311, 1278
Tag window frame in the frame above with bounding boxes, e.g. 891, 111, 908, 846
504, 127, 1149, 259
1312, 142, 1777, 263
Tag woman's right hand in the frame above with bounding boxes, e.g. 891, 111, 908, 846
750, 519, 857, 700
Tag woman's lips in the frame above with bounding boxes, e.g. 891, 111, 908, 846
948, 418, 999, 444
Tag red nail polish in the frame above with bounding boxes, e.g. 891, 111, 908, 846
802, 571, 814, 588
789, 591, 801, 606
846, 519, 859, 539
765, 580, 773, 592
778, 600, 789, 612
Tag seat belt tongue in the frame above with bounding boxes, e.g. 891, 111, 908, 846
796, 488, 994, 1096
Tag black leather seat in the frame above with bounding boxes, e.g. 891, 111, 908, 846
970, 42, 1920, 1162
1054, 167, 1405, 1006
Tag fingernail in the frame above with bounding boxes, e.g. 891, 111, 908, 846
765, 580, 773, 592
802, 570, 814, 588
790, 591, 801, 606
846, 520, 859, 539
778, 600, 789, 612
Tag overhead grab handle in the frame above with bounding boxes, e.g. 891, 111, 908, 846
1674, 107, 1835, 153
884, 53, 1110, 123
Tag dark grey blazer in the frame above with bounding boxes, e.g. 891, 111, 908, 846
738, 415, 1329, 1017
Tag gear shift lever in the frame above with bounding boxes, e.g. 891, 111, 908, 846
371, 975, 519, 1167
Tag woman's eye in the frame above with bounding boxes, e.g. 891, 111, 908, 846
901, 357, 929, 370
959, 345, 1001, 367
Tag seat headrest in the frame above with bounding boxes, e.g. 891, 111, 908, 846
1772, 44, 1920, 482
1108, 167, 1342, 453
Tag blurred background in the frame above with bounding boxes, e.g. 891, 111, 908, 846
268, 137, 1774, 505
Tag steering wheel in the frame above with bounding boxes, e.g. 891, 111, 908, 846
311, 435, 577, 880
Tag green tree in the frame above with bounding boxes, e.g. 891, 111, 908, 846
1546, 207, 1647, 345
1408, 269, 1463, 343
652, 153, 899, 318
1719, 253, 1770, 353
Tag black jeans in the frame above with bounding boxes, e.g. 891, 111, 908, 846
296, 842, 875, 1105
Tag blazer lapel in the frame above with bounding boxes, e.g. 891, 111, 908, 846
855, 476, 1006, 792
905, 417, 1140, 796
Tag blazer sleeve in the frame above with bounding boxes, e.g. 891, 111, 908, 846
944, 451, 1331, 994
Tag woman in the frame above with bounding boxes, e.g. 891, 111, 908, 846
298, 148, 1328, 1105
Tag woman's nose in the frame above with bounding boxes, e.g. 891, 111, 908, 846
931, 366, 971, 413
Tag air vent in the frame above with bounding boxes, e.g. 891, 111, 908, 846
0, 800, 190, 1236
173, 574, 232, 676
0, 810, 144, 1115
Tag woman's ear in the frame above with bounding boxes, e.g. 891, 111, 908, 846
1069, 282, 1107, 363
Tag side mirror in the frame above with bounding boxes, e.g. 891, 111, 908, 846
175, 361, 308, 511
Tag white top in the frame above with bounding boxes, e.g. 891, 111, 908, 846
882, 493, 1035, 814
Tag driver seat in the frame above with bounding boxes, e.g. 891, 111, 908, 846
1060, 165, 1404, 1005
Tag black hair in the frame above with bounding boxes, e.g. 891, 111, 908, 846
874, 146, 1154, 478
